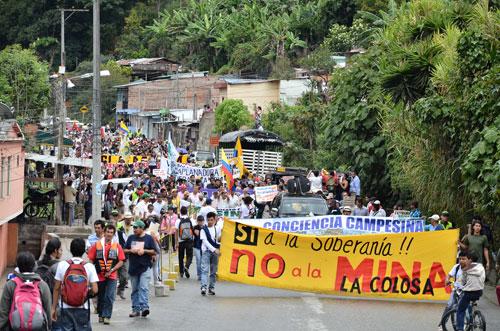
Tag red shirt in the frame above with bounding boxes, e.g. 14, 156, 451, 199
88, 240, 126, 282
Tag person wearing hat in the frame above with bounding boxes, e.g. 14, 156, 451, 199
369, 200, 386, 217
342, 206, 352, 216
123, 220, 157, 318
425, 215, 445, 231
440, 211, 453, 229
116, 212, 134, 299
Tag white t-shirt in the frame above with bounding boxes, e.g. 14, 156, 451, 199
240, 203, 254, 219
309, 175, 323, 193
54, 257, 99, 309
228, 195, 240, 208
200, 225, 220, 252
198, 205, 217, 223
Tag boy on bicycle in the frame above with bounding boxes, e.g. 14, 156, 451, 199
439, 252, 467, 330
455, 251, 485, 331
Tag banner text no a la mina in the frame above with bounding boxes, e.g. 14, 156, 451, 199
218, 220, 458, 301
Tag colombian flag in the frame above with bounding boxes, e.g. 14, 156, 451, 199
221, 148, 234, 191
119, 121, 129, 134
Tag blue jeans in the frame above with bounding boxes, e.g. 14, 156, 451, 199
456, 290, 482, 331
201, 250, 218, 290
65, 202, 75, 225
130, 269, 151, 312
194, 248, 202, 279
60, 308, 91, 331
97, 279, 117, 318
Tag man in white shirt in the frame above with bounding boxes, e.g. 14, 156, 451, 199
228, 191, 240, 208
200, 212, 220, 296
52, 238, 99, 331
198, 198, 217, 224
152, 197, 166, 216
369, 200, 386, 217
189, 186, 204, 208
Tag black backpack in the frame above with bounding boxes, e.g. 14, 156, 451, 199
36, 264, 55, 294
178, 217, 194, 241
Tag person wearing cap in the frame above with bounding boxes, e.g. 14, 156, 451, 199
425, 214, 445, 231
116, 212, 134, 299
123, 220, 157, 318
369, 200, 386, 217
440, 211, 453, 229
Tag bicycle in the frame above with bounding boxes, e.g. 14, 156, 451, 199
441, 285, 486, 331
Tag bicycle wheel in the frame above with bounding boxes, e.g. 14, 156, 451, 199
441, 308, 457, 331
469, 310, 486, 331
24, 203, 39, 217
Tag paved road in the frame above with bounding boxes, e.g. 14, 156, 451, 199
93, 265, 500, 331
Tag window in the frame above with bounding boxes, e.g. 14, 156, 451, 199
7, 156, 11, 195
0, 157, 4, 198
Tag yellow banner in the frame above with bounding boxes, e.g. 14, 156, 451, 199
219, 220, 458, 301
101, 154, 147, 164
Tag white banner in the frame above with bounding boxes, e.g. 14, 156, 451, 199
167, 160, 222, 179
237, 215, 425, 236
254, 185, 278, 203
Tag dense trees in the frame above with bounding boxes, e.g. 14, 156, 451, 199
266, 0, 499, 223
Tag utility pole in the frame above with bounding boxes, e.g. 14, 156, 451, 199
91, 0, 102, 223
54, 7, 88, 225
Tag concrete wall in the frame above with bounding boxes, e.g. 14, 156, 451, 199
279, 79, 311, 106
127, 76, 224, 111
227, 81, 280, 112
17, 223, 46, 260
197, 112, 216, 152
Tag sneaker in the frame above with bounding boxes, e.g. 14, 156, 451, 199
99, 317, 104, 323
103, 318, 110, 325
129, 312, 140, 318
179, 272, 184, 278
184, 269, 190, 279
141, 309, 150, 317
201, 288, 206, 296
208, 289, 215, 296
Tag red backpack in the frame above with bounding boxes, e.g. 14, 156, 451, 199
8, 277, 46, 331
61, 260, 89, 307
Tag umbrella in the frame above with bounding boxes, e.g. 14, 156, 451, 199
177, 147, 188, 154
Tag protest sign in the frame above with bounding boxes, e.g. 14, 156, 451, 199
219, 219, 458, 301
167, 160, 222, 180
238, 215, 425, 236
217, 208, 240, 218
254, 185, 279, 203
153, 168, 168, 179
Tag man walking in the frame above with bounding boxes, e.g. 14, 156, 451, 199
52, 238, 99, 331
175, 206, 194, 278
64, 179, 77, 225
116, 212, 134, 299
124, 220, 156, 318
88, 224, 125, 325
200, 212, 220, 296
